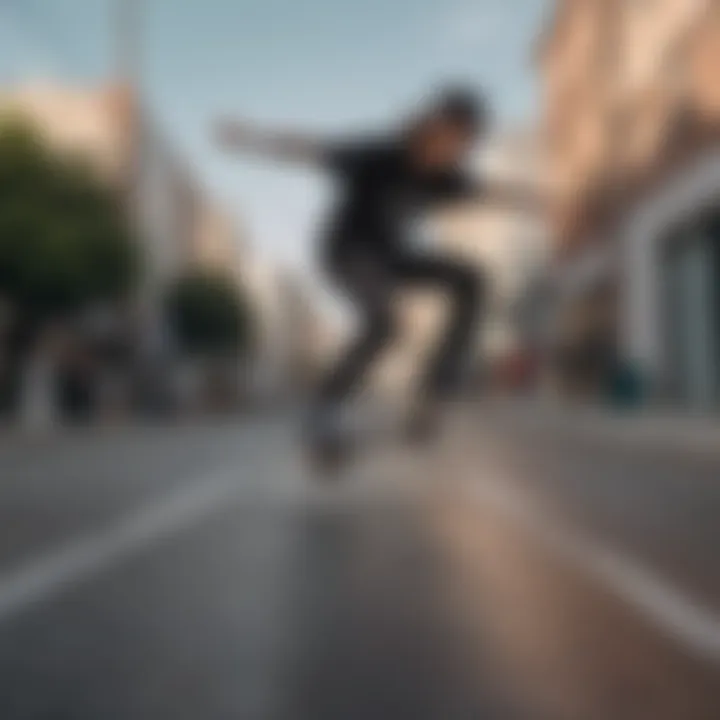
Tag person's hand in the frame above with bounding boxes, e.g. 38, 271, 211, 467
212, 119, 255, 150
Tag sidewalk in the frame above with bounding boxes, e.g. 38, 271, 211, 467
479, 398, 720, 457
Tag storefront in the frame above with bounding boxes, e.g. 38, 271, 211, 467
621, 148, 720, 410
660, 211, 720, 409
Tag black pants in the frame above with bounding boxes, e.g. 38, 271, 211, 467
316, 252, 485, 406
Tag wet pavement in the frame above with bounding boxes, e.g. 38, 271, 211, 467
0, 414, 718, 719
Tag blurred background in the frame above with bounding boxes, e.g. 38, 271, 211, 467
0, 1, 719, 719
1, 0, 718, 423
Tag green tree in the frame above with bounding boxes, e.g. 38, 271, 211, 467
165, 270, 252, 358
0, 117, 140, 326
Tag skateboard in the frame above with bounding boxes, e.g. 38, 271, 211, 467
302, 401, 444, 481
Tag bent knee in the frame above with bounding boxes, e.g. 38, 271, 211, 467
452, 266, 486, 307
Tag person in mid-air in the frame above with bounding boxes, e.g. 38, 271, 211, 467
215, 86, 535, 465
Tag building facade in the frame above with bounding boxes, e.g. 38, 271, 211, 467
235, 257, 323, 401
539, 0, 720, 408
0, 81, 256, 413
191, 195, 243, 274
0, 81, 201, 291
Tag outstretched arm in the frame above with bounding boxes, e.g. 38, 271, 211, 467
481, 178, 545, 213
213, 118, 326, 165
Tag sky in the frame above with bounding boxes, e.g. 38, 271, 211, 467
0, 0, 550, 277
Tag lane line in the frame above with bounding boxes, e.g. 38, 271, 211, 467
4, 418, 717, 667
0, 473, 242, 624
468, 472, 720, 664
0, 445, 412, 625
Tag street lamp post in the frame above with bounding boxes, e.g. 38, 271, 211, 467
116, 0, 140, 87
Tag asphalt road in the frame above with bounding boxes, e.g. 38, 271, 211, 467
0, 412, 718, 720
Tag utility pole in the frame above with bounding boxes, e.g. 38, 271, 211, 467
116, 0, 140, 87
113, 0, 142, 254
114, 0, 157, 406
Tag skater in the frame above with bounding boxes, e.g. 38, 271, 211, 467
215, 86, 535, 466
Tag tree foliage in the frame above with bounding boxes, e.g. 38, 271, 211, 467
165, 271, 251, 357
0, 117, 140, 322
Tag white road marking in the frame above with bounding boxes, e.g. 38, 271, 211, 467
2, 420, 718, 669
0, 473, 242, 623
469, 473, 720, 664
0, 443, 416, 624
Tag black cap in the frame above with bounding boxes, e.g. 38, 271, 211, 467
434, 86, 488, 133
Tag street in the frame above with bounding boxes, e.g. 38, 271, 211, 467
0, 411, 718, 719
